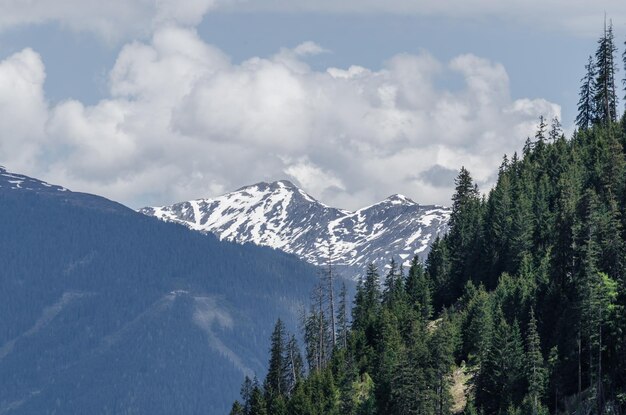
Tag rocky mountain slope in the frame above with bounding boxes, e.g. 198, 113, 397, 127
0, 167, 319, 414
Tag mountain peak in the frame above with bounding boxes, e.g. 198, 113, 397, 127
141, 181, 450, 277
237, 179, 299, 193
274, 179, 298, 188
383, 194, 417, 205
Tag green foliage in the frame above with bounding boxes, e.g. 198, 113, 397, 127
577, 55, 596, 130
525, 309, 547, 415
476, 313, 525, 413
594, 21, 619, 124
232, 23, 626, 413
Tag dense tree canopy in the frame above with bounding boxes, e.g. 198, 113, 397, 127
232, 22, 626, 415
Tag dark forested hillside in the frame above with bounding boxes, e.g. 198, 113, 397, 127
0, 169, 321, 414
229, 24, 626, 415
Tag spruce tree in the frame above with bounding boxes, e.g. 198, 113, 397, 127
265, 319, 288, 399
285, 335, 304, 395
548, 117, 563, 142
535, 116, 547, 145
405, 256, 433, 320
229, 401, 245, 415
525, 309, 547, 415
336, 282, 349, 350
430, 311, 457, 415
594, 20, 619, 124
240, 376, 254, 415
427, 236, 452, 310
250, 379, 268, 415
477, 312, 525, 413
383, 258, 402, 308
447, 167, 482, 301
577, 55, 596, 130
623, 36, 626, 110
460, 283, 493, 366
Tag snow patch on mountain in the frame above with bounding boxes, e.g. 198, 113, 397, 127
140, 181, 450, 278
0, 167, 68, 193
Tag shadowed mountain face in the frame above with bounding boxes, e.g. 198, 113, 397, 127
0, 167, 319, 415
141, 180, 450, 278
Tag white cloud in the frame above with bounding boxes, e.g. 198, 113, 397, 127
293, 41, 329, 57
0, 49, 48, 171
0, 29, 560, 210
0, 0, 221, 42
284, 159, 345, 199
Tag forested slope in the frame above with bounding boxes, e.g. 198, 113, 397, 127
229, 22, 626, 415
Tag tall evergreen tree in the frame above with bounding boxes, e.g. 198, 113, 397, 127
265, 319, 289, 400
336, 282, 349, 350
229, 401, 245, 415
623, 36, 626, 109
322, 242, 338, 349
383, 258, 405, 310
447, 167, 483, 301
405, 256, 433, 321
427, 236, 452, 310
477, 313, 525, 413
594, 20, 619, 124
549, 117, 563, 142
250, 379, 268, 415
525, 309, 547, 415
285, 335, 304, 395
577, 56, 596, 130
429, 311, 457, 415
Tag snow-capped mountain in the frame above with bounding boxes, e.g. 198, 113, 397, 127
140, 180, 450, 278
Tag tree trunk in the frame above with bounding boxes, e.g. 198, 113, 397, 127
327, 244, 336, 349
578, 330, 582, 414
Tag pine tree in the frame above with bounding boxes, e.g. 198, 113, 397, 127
476, 312, 525, 413
240, 376, 254, 415
383, 258, 404, 310
430, 311, 457, 415
391, 340, 431, 415
577, 55, 596, 130
250, 379, 268, 415
285, 335, 304, 395
351, 373, 376, 415
321, 242, 337, 349
405, 256, 433, 321
353, 263, 381, 331
535, 116, 547, 145
336, 282, 349, 350
549, 117, 563, 142
427, 236, 452, 310
547, 346, 560, 415
303, 286, 332, 373
623, 37, 626, 110
525, 309, 547, 415
460, 282, 493, 366
594, 20, 619, 124
447, 167, 483, 299
265, 319, 289, 401
229, 401, 245, 415
287, 381, 313, 415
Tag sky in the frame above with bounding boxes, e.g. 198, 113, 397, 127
0, 1, 625, 210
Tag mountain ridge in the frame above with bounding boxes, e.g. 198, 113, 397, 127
140, 180, 450, 277
0, 167, 320, 414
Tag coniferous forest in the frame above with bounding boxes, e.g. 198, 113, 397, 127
229, 22, 626, 415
